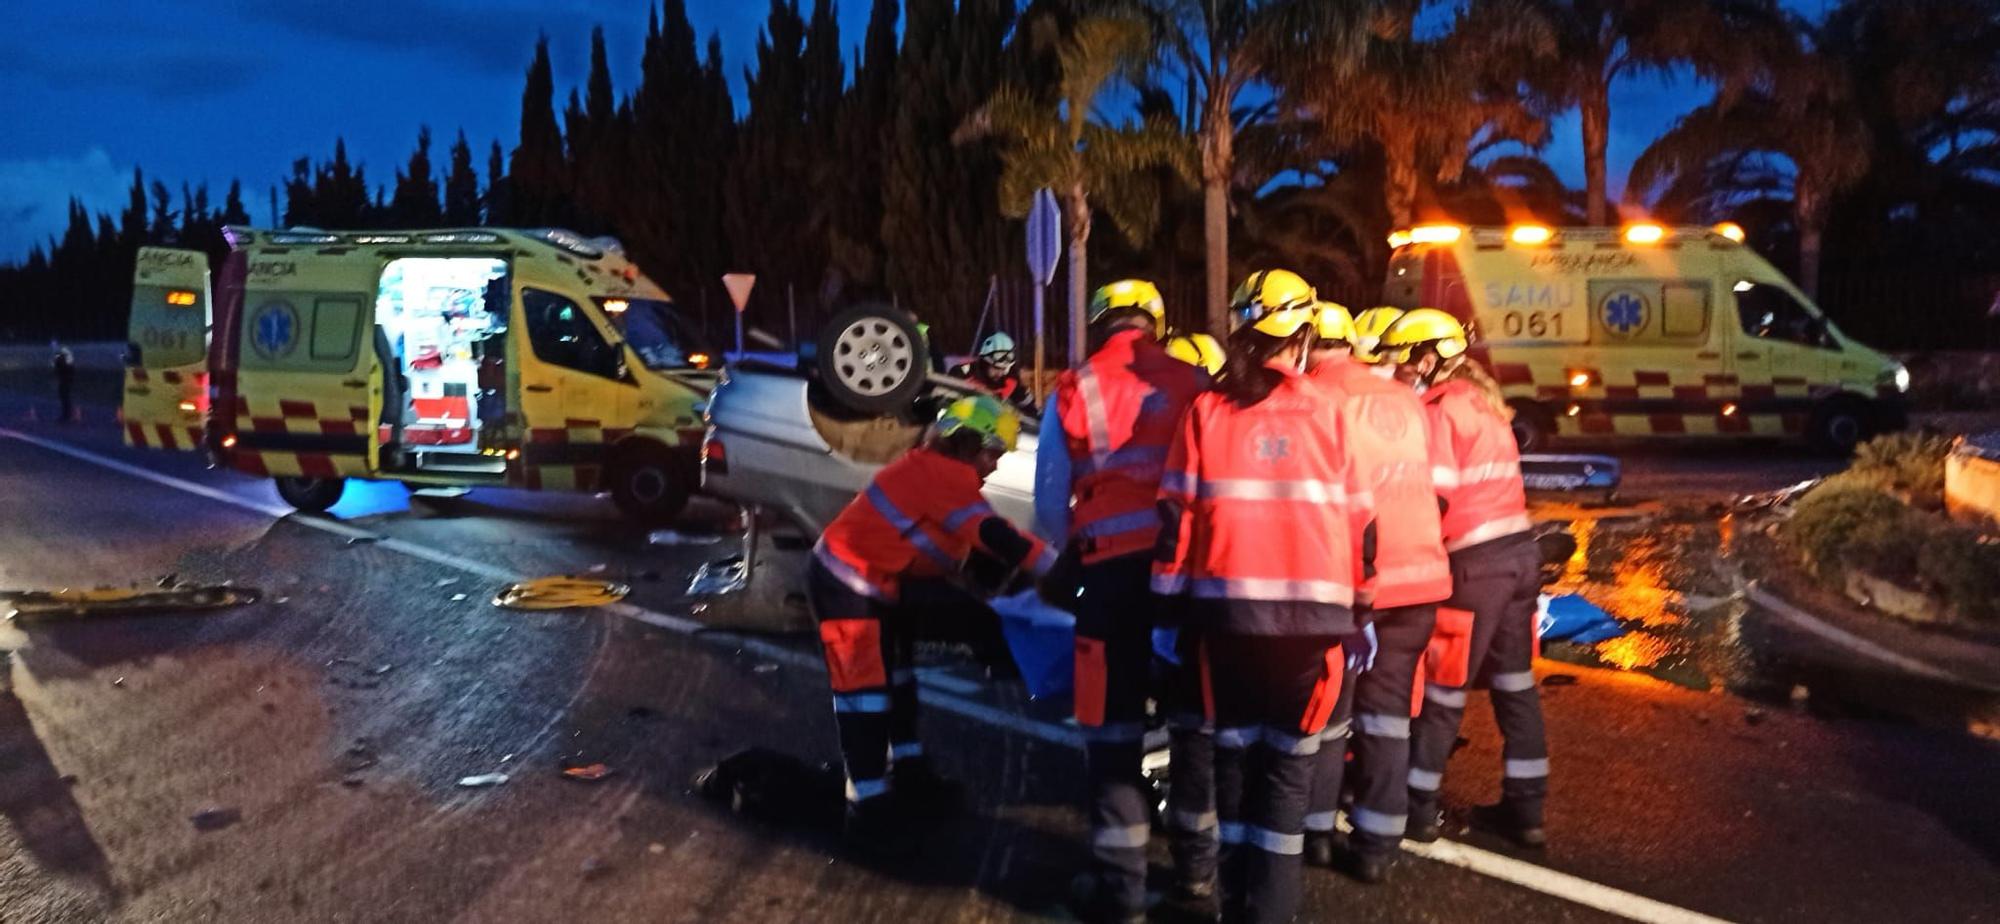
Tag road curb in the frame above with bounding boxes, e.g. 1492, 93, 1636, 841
1745, 581, 2000, 694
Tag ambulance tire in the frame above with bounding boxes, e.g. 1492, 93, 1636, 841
1508, 401, 1555, 453
1808, 397, 1873, 455
609, 445, 693, 525
816, 303, 929, 415
274, 476, 345, 513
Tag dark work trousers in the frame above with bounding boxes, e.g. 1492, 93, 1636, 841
1074, 553, 1165, 914
1308, 604, 1438, 856
806, 558, 920, 805
1205, 632, 1344, 924
1407, 535, 1547, 825
1163, 626, 1218, 894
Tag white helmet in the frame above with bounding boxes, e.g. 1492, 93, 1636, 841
978, 332, 1017, 372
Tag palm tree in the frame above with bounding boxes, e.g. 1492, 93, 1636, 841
958, 12, 1194, 358
1141, 0, 1379, 334
1525, 0, 1789, 225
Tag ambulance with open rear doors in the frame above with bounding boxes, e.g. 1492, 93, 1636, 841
120, 227, 714, 522
1382, 222, 1908, 452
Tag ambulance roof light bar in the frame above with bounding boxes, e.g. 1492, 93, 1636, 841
1392, 224, 1748, 249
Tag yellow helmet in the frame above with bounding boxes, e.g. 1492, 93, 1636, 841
935, 393, 1021, 452
1350, 307, 1404, 363
1380, 307, 1469, 363
1089, 279, 1167, 336
1164, 332, 1225, 375
1313, 301, 1355, 343
1229, 269, 1318, 337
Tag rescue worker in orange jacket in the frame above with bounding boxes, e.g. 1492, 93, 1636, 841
1040, 279, 1212, 923
810, 395, 1057, 847
1384, 309, 1549, 848
1301, 302, 1452, 882
1153, 270, 1370, 924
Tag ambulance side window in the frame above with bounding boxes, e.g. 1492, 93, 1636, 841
1735, 282, 1833, 349
523, 288, 622, 378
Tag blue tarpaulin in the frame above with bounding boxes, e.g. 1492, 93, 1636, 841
992, 591, 1075, 699
1539, 594, 1626, 644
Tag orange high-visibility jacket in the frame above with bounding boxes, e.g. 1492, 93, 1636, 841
1152, 363, 1368, 636
1422, 379, 1533, 553
1310, 358, 1452, 608
815, 446, 1056, 601
1053, 329, 1208, 563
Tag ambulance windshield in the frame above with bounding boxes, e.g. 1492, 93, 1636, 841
598, 298, 707, 369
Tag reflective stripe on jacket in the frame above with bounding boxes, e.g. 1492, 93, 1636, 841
816, 446, 1055, 601
1422, 379, 1532, 553
1152, 364, 1367, 635
1310, 358, 1451, 608
1054, 329, 1208, 564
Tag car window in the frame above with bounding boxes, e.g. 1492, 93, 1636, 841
1735, 281, 1833, 349
523, 288, 622, 378
598, 297, 708, 369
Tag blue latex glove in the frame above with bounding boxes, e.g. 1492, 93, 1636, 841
1345, 623, 1378, 673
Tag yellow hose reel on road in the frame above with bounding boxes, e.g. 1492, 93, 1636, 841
492, 576, 631, 611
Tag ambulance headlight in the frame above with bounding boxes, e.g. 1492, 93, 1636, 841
1891, 365, 1910, 393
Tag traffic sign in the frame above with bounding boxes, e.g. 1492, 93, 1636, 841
722, 273, 757, 313
1026, 189, 1060, 287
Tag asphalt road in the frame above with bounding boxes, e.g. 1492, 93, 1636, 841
2, 379, 1998, 923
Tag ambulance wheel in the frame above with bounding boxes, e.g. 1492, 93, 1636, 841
274, 476, 345, 513
1808, 397, 1872, 455
609, 446, 692, 525
1509, 401, 1554, 452
816, 302, 929, 415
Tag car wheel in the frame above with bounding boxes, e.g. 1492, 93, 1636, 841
816, 302, 929, 415
1809, 397, 1871, 455
1508, 401, 1554, 452
609, 446, 692, 525
274, 475, 345, 513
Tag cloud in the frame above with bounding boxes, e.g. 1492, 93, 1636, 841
0, 148, 131, 261
228, 0, 618, 76
0, 39, 274, 101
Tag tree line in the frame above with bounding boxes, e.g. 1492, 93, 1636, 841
6, 0, 1999, 350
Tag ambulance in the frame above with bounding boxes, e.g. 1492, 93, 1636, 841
121, 227, 715, 521
1382, 222, 1909, 452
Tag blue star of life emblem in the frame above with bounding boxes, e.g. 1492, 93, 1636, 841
1255, 435, 1291, 462
1602, 292, 1644, 335
251, 302, 298, 359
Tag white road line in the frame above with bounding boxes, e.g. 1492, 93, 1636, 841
1747, 583, 2000, 694
0, 426, 1733, 924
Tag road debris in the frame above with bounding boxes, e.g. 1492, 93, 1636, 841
562, 763, 614, 781
450, 593, 468, 602
1541, 673, 1580, 687
456, 773, 511, 788
191, 807, 242, 831
493, 577, 630, 610
687, 558, 748, 596
580, 856, 611, 879
1732, 478, 1822, 514
436, 578, 460, 587
3, 583, 262, 622
649, 529, 722, 546
345, 535, 382, 546
752, 662, 779, 674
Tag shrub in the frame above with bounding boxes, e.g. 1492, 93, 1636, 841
1917, 523, 2000, 623
1783, 482, 1910, 577
1847, 431, 1954, 510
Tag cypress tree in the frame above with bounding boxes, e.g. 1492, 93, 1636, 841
121, 167, 148, 247
485, 140, 510, 225
391, 126, 443, 227
510, 37, 569, 227
444, 130, 482, 225
220, 180, 252, 226
828, 0, 899, 295
630, 1, 735, 301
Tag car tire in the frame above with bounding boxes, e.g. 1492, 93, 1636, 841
1808, 396, 1872, 455
816, 302, 929, 415
274, 475, 345, 513
609, 445, 692, 525
1508, 401, 1554, 452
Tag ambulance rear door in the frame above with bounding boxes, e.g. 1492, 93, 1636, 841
232, 244, 381, 479
122, 247, 211, 449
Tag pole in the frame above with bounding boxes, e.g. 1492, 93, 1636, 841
787, 284, 798, 349
734, 289, 745, 357
1032, 281, 1046, 397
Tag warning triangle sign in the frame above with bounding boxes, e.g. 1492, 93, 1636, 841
722, 273, 757, 313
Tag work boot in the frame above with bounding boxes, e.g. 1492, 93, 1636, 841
1471, 801, 1546, 849
1343, 847, 1394, 884
1066, 872, 1147, 924
892, 757, 965, 812
1304, 831, 1338, 869
843, 798, 917, 857
1405, 801, 1443, 844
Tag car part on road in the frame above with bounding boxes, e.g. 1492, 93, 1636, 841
190, 806, 242, 832
492, 577, 630, 610
456, 773, 511, 788
815, 302, 929, 414
3, 583, 261, 621
648, 528, 721, 546
562, 763, 614, 782
275, 475, 346, 512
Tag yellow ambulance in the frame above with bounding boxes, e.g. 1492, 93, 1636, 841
1382, 222, 1908, 452
120, 227, 715, 521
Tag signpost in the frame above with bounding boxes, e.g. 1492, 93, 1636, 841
1025, 189, 1061, 391
722, 273, 756, 357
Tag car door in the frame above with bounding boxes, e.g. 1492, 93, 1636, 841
234, 250, 379, 477
1726, 276, 1833, 436
516, 286, 636, 489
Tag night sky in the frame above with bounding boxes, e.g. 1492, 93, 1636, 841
0, 0, 1820, 261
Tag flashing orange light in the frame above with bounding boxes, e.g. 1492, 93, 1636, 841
1387, 230, 1414, 249
1712, 222, 1746, 243
166, 289, 197, 306
1624, 223, 1666, 245
1568, 370, 1592, 388
1721, 402, 1740, 417
220, 434, 238, 449
1408, 224, 1463, 245
688, 352, 712, 368
505, 449, 521, 460
178, 400, 198, 412
1510, 224, 1554, 246
1566, 404, 1583, 417
602, 299, 630, 314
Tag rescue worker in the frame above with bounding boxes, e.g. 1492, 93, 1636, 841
1382, 308, 1549, 849
1301, 303, 1451, 883
948, 331, 1037, 412
809, 394, 1058, 848
52, 342, 75, 423
1039, 278, 1212, 923
1153, 270, 1368, 923
1349, 308, 1405, 379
